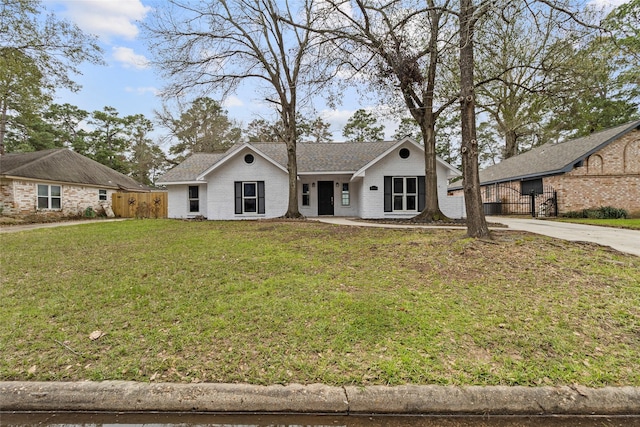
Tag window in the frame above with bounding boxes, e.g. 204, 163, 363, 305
302, 183, 310, 206
243, 182, 257, 212
392, 177, 417, 211
484, 185, 492, 200
234, 181, 265, 214
399, 148, 410, 159
99, 189, 107, 201
37, 184, 61, 210
244, 154, 255, 164
384, 176, 424, 212
341, 183, 350, 206
188, 185, 199, 213
521, 178, 543, 196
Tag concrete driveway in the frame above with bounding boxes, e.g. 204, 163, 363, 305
486, 216, 640, 257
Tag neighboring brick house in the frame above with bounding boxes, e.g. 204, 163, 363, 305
449, 120, 640, 216
0, 148, 149, 217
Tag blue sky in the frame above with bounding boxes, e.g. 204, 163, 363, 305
47, 0, 384, 145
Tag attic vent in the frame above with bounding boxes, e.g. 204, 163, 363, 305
244, 154, 255, 164
399, 148, 410, 159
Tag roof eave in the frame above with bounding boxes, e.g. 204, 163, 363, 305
353, 139, 424, 178
156, 180, 206, 186
196, 143, 287, 180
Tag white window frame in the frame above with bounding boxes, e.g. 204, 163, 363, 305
37, 184, 62, 210
302, 183, 310, 206
188, 185, 200, 213
341, 183, 350, 206
99, 189, 108, 201
243, 182, 258, 213
392, 177, 418, 212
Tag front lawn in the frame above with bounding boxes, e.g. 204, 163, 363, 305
1, 220, 638, 387
554, 218, 640, 230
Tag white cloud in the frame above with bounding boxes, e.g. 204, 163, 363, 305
125, 86, 159, 96
57, 0, 151, 41
587, 0, 630, 11
222, 96, 244, 108
113, 46, 149, 69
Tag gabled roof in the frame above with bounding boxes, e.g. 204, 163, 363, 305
157, 152, 227, 184
478, 120, 640, 185
0, 148, 149, 191
196, 143, 288, 180
158, 139, 462, 184
254, 141, 399, 173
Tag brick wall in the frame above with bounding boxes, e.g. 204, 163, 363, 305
0, 178, 116, 217
546, 129, 640, 216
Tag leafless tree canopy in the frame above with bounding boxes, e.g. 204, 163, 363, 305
145, 0, 340, 217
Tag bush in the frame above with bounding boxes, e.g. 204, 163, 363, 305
84, 207, 97, 218
561, 206, 628, 219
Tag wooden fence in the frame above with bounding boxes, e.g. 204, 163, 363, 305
112, 192, 168, 218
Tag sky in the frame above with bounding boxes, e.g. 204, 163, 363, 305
47, 0, 629, 148
48, 0, 383, 147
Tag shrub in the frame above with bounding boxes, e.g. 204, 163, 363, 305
84, 207, 97, 218
561, 206, 628, 219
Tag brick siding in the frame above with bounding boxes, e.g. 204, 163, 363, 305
0, 178, 115, 217
546, 129, 640, 216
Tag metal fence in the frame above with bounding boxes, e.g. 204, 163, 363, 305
483, 184, 557, 217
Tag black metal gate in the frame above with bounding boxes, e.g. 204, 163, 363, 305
483, 183, 557, 217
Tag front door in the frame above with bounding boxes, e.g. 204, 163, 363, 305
317, 181, 334, 215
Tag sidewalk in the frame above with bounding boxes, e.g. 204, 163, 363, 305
0, 218, 127, 234
2, 381, 640, 415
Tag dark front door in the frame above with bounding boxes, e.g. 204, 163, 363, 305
317, 181, 334, 215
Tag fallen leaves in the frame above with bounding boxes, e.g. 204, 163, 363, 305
89, 330, 106, 341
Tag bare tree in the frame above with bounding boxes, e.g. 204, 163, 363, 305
145, 0, 335, 218
457, 0, 598, 237
311, 0, 458, 221
459, 0, 490, 238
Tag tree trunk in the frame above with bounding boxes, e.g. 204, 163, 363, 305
503, 129, 518, 159
413, 120, 449, 221
460, 0, 490, 238
282, 104, 303, 219
284, 139, 303, 218
0, 100, 7, 155
411, 7, 448, 222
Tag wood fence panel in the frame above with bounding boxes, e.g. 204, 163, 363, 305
112, 192, 168, 218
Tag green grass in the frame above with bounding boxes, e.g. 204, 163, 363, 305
554, 218, 640, 230
1, 219, 639, 387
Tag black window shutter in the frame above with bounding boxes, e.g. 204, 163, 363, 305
418, 176, 426, 211
384, 176, 392, 212
234, 182, 242, 214
257, 181, 265, 214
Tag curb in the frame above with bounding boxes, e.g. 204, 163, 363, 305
2, 382, 640, 415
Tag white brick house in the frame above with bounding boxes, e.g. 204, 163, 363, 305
158, 138, 465, 220
0, 148, 149, 217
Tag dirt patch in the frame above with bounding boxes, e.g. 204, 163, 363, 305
359, 218, 507, 227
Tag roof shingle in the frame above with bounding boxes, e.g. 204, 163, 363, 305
1, 148, 149, 191
478, 120, 640, 184
158, 141, 405, 183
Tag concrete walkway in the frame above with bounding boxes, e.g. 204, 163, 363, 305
0, 218, 127, 233
316, 217, 640, 257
